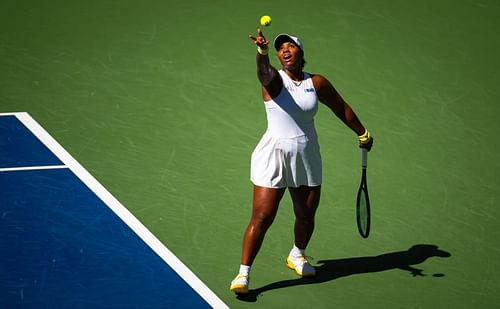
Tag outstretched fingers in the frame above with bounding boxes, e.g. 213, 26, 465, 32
249, 28, 269, 47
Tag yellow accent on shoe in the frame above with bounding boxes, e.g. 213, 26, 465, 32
230, 273, 249, 294
287, 255, 316, 277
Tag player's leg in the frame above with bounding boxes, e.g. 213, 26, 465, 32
286, 185, 321, 277
230, 185, 285, 293
242, 185, 286, 265
289, 185, 321, 248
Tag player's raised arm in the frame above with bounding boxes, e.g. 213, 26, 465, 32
248, 28, 282, 98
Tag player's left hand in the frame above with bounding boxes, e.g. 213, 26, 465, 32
249, 28, 269, 48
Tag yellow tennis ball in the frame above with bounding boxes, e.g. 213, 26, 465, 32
260, 15, 272, 27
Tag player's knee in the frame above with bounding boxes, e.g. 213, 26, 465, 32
295, 214, 315, 225
250, 212, 275, 230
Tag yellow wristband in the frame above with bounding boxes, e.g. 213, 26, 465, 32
257, 46, 269, 55
358, 130, 371, 144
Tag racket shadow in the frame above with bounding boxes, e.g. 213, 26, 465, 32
236, 244, 451, 302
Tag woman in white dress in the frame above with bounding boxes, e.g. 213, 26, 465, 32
230, 29, 373, 294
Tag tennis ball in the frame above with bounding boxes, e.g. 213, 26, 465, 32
260, 15, 272, 27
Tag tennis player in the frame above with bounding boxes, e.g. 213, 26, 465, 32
230, 29, 373, 294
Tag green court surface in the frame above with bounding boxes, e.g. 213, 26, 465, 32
2, 0, 500, 308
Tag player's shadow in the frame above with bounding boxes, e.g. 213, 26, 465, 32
236, 244, 451, 302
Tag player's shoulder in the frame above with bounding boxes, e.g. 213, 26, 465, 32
308, 72, 329, 79
309, 73, 332, 89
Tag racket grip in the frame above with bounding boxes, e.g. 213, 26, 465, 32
361, 148, 368, 168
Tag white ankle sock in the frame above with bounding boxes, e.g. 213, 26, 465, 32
290, 244, 305, 257
239, 264, 251, 275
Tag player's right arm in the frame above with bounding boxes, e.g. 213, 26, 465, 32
249, 28, 282, 100
312, 73, 373, 150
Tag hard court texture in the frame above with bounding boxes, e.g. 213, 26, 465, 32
1, 0, 499, 308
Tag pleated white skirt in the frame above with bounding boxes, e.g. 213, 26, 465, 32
250, 132, 322, 188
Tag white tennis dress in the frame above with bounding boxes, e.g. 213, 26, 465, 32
251, 70, 322, 188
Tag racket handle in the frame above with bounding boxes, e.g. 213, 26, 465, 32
361, 148, 368, 168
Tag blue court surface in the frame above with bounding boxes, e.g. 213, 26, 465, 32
0, 113, 228, 308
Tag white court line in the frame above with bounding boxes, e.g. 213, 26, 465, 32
0, 112, 24, 116
1, 112, 229, 309
0, 165, 67, 173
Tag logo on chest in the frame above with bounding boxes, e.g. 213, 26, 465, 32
285, 85, 315, 93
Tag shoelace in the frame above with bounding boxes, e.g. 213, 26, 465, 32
234, 273, 248, 280
293, 254, 311, 266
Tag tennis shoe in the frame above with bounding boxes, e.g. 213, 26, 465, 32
230, 273, 249, 294
287, 254, 316, 277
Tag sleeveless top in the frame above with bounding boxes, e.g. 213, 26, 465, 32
250, 70, 322, 188
263, 70, 319, 138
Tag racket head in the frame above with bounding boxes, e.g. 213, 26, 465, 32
356, 167, 371, 238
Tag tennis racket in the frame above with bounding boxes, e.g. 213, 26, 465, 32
356, 148, 371, 238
